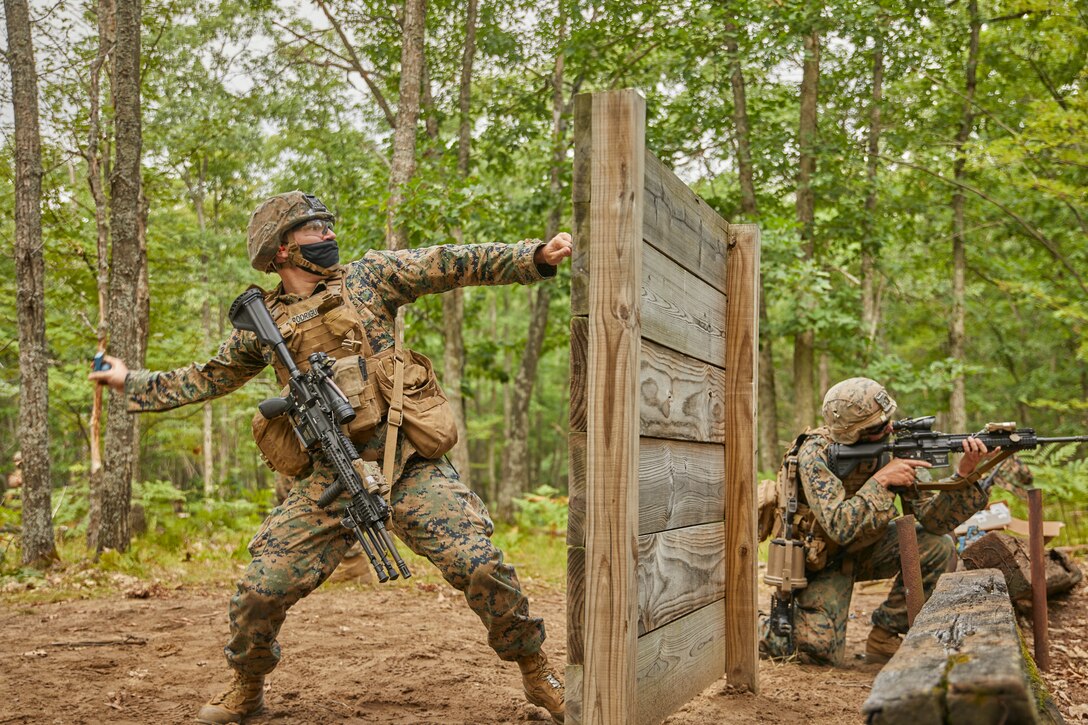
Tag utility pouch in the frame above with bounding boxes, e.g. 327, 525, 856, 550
252, 385, 312, 477
331, 353, 389, 443
374, 347, 458, 460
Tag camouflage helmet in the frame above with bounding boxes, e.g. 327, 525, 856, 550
246, 191, 335, 273
821, 377, 898, 444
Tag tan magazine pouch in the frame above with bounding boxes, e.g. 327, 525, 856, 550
252, 384, 312, 478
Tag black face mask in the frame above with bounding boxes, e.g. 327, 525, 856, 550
299, 240, 340, 269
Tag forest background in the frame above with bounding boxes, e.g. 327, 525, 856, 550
2, 0, 1087, 574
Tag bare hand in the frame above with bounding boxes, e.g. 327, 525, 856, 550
957, 436, 996, 478
534, 232, 573, 266
873, 457, 932, 489
88, 355, 129, 392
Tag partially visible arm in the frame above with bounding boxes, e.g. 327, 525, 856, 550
123, 329, 268, 412
356, 236, 568, 310
800, 438, 898, 547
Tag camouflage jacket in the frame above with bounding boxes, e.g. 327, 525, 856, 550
798, 428, 989, 549
126, 240, 552, 428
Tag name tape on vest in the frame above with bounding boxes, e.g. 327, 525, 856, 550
291, 308, 321, 325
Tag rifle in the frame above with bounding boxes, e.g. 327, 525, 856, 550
829, 416, 1088, 491
229, 288, 411, 583
764, 434, 809, 653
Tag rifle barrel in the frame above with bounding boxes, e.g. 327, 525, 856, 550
1037, 436, 1088, 445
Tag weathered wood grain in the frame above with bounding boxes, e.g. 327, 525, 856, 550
570, 316, 588, 433
862, 569, 1042, 725
636, 599, 727, 725
582, 89, 644, 725
569, 435, 724, 545
566, 664, 584, 725
641, 241, 727, 367
637, 523, 726, 636
568, 544, 586, 665
638, 437, 725, 536
568, 432, 586, 547
643, 151, 729, 295
571, 93, 592, 316
640, 338, 725, 444
723, 223, 760, 693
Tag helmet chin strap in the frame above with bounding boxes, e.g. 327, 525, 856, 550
282, 238, 339, 277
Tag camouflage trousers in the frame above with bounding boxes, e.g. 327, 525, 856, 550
224, 455, 546, 676
759, 519, 954, 665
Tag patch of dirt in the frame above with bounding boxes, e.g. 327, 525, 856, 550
0, 557, 1083, 724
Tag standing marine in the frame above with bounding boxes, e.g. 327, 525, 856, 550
90, 191, 571, 723
758, 377, 993, 665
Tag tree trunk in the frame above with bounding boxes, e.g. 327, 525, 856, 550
725, 17, 779, 472
949, 0, 980, 433
92, 0, 142, 554
498, 6, 566, 520
442, 0, 478, 487
793, 27, 819, 431
5, 0, 57, 567
385, 0, 425, 252
85, 0, 113, 533
861, 34, 884, 354
189, 163, 216, 497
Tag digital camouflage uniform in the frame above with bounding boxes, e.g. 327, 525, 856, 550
759, 380, 990, 665
126, 241, 553, 674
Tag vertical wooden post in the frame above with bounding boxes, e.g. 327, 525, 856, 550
896, 514, 924, 626
1028, 488, 1050, 671
583, 89, 644, 725
724, 223, 760, 692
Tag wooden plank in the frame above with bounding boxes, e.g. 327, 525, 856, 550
583, 89, 644, 725
570, 316, 588, 433
570, 435, 723, 545
568, 432, 586, 546
571, 93, 593, 316
636, 599, 726, 725
862, 569, 1041, 725
642, 241, 727, 367
723, 223, 760, 693
638, 438, 725, 536
567, 545, 586, 665
566, 665, 584, 725
643, 151, 730, 294
637, 522, 726, 636
640, 338, 725, 444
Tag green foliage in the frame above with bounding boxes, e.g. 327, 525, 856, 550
512, 485, 569, 536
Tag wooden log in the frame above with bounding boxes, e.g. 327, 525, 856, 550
640, 338, 725, 444
637, 522, 725, 636
862, 569, 1044, 725
636, 599, 726, 725
723, 223, 759, 693
582, 88, 644, 725
961, 531, 1084, 603
642, 151, 729, 295
641, 241, 727, 367
568, 545, 586, 665
569, 434, 725, 546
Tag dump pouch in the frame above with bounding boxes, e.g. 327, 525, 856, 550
373, 347, 458, 460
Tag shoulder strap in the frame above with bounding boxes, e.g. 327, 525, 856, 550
381, 324, 407, 485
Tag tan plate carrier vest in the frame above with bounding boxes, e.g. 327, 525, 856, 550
250, 271, 458, 487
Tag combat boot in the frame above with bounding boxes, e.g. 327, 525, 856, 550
865, 625, 902, 665
327, 548, 375, 584
195, 671, 265, 724
517, 650, 565, 724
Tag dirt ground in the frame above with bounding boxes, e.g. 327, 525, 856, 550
0, 557, 1085, 724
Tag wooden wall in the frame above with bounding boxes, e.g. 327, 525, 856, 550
566, 89, 759, 725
